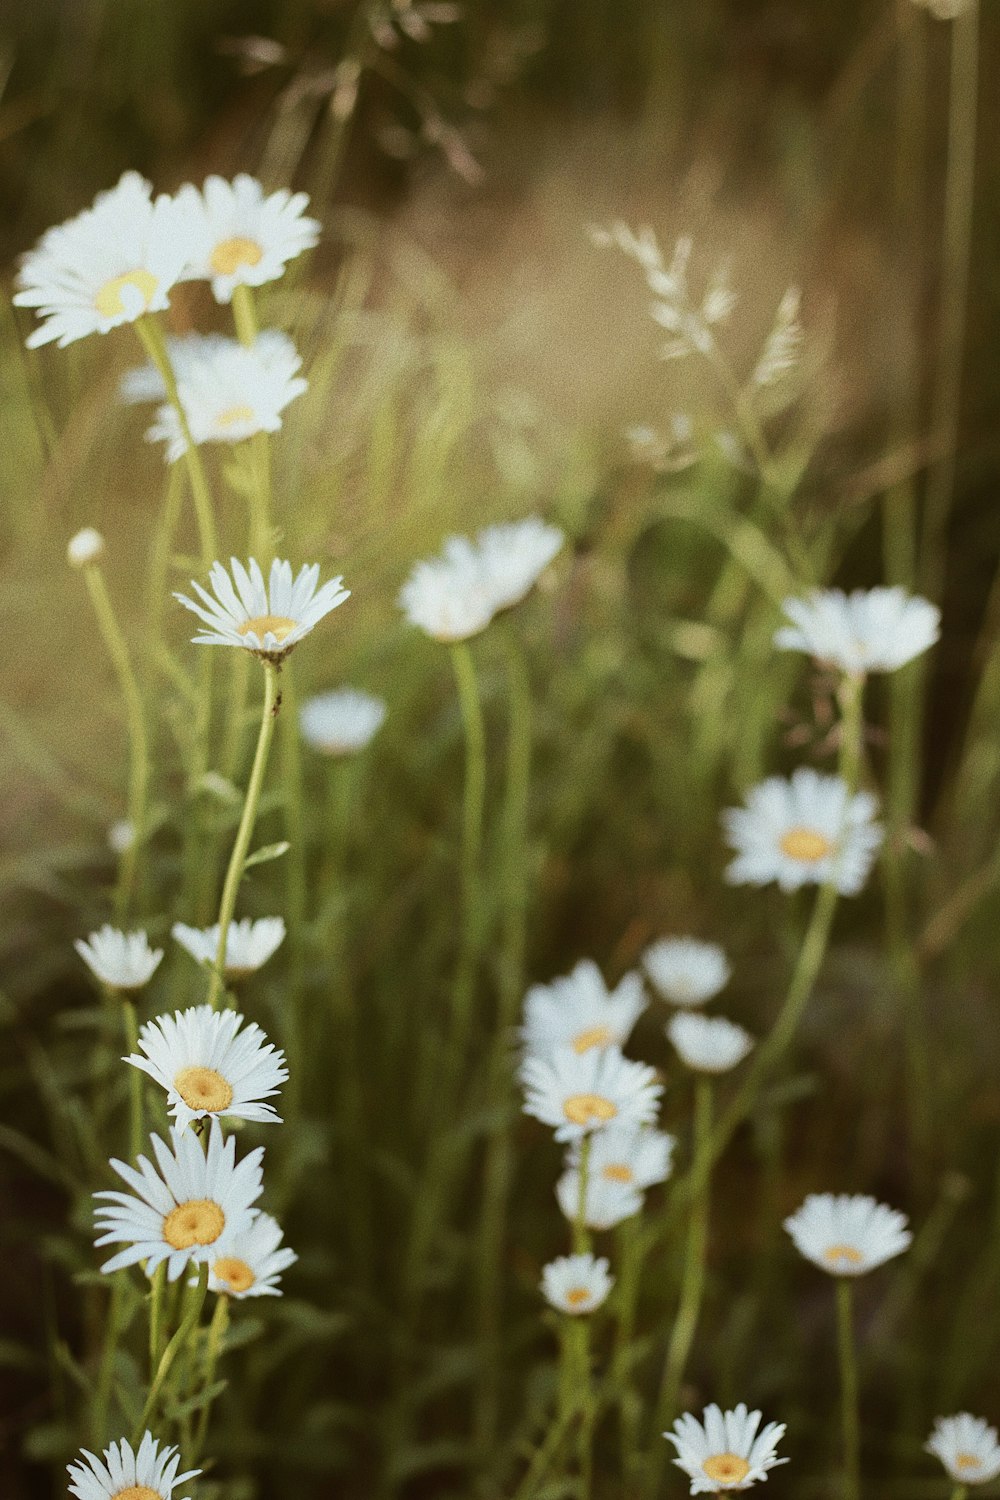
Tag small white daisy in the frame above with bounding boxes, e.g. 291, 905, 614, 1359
783, 1192, 912, 1276
299, 688, 387, 755
644, 937, 731, 1007
67, 527, 105, 568
94, 1122, 264, 1280
171, 916, 286, 977
722, 768, 883, 896
208, 1210, 297, 1299
668, 1013, 754, 1074
520, 959, 647, 1058
520, 1044, 663, 1143
398, 540, 498, 642
175, 557, 349, 662
775, 587, 940, 676
666, 1403, 788, 1493
75, 925, 163, 992
556, 1167, 644, 1229
927, 1415, 1000, 1485
176, 173, 321, 304
568, 1123, 676, 1190
540, 1252, 614, 1315
124, 1005, 287, 1129
476, 516, 564, 610
145, 334, 307, 462
121, 328, 299, 404
67, 1432, 199, 1500
14, 172, 194, 348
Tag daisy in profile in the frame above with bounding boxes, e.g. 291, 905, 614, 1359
67, 1432, 199, 1500
175, 557, 349, 662
520, 1044, 662, 1142
121, 328, 300, 404
556, 1166, 644, 1229
927, 1414, 1000, 1486
477, 516, 564, 610
521, 959, 647, 1058
145, 334, 307, 461
94, 1122, 264, 1280
666, 1403, 787, 1493
176, 173, 321, 304
568, 1123, 675, 1190
172, 916, 286, 978
722, 767, 882, 895
644, 937, 731, 1007
783, 1193, 911, 1276
668, 1013, 754, 1074
124, 1005, 287, 1129
540, 1252, 613, 1315
299, 688, 387, 756
75, 925, 163, 992
775, 587, 940, 676
398, 541, 497, 642
208, 1210, 297, 1299
14, 172, 193, 348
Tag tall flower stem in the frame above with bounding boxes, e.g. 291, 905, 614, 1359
278, 663, 308, 1109
192, 1292, 230, 1464
448, 640, 487, 1068
121, 998, 143, 1161
573, 1136, 595, 1500
133, 1263, 209, 1444
949, 1487, 969, 1500
836, 1278, 861, 1500
135, 317, 218, 566
646, 1078, 713, 1500
206, 661, 282, 1009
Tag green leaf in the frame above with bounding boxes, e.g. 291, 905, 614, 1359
243, 840, 290, 869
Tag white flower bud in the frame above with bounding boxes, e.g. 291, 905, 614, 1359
67, 527, 105, 568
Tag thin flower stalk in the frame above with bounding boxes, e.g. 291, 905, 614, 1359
133, 1263, 209, 1445
135, 316, 218, 565
192, 1292, 230, 1464
448, 639, 487, 1067
837, 1278, 862, 1500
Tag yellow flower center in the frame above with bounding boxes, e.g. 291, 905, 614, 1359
214, 1255, 256, 1293
956, 1453, 983, 1471
163, 1198, 226, 1250
210, 236, 264, 276
214, 404, 256, 429
174, 1065, 233, 1114
238, 614, 297, 643
94, 268, 159, 319
572, 1024, 613, 1054
565, 1286, 592, 1307
602, 1164, 634, 1183
779, 826, 833, 862
112, 1488, 162, 1500
703, 1453, 751, 1485
823, 1243, 864, 1267
563, 1093, 618, 1127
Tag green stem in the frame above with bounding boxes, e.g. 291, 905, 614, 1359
836, 1278, 861, 1500
448, 640, 487, 1065
610, 1216, 647, 1476
122, 999, 143, 1162
192, 1292, 230, 1463
231, 283, 258, 348
133, 1262, 209, 1444
574, 1135, 593, 1255
512, 1401, 579, 1500
574, 1315, 594, 1500
148, 1262, 167, 1373
205, 661, 282, 1009
949, 1486, 968, 1500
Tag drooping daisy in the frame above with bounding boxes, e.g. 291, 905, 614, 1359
208, 1210, 297, 1299
668, 1013, 754, 1074
783, 1193, 911, 1276
644, 937, 731, 1007
666, 1403, 788, 1493
171, 916, 286, 978
476, 516, 565, 611
775, 587, 940, 676
67, 1432, 199, 1500
145, 334, 307, 462
175, 557, 349, 662
67, 527, 105, 568
556, 1166, 644, 1229
299, 688, 387, 755
540, 1252, 614, 1315
176, 173, 321, 304
398, 540, 497, 642
926, 1414, 1000, 1485
520, 1044, 662, 1143
124, 1005, 287, 1129
14, 172, 195, 349
722, 768, 883, 896
94, 1122, 264, 1280
521, 959, 647, 1058
75, 925, 163, 992
568, 1123, 676, 1191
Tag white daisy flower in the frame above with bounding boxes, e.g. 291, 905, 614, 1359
927, 1415, 1000, 1485
398, 540, 498, 642
520, 1044, 663, 1143
171, 916, 286, 978
94, 1122, 264, 1280
75, 925, 163, 992
14, 172, 194, 348
121, 328, 299, 404
783, 1192, 912, 1276
521, 959, 647, 1059
775, 587, 940, 676
722, 768, 883, 896
299, 688, 387, 755
666, 1403, 788, 1493
176, 173, 320, 303
67, 1432, 199, 1500
643, 937, 731, 1007
477, 516, 565, 610
668, 1013, 754, 1074
175, 557, 349, 662
540, 1252, 614, 1315
568, 1123, 676, 1190
67, 527, 105, 568
208, 1210, 297, 1299
145, 334, 307, 462
556, 1167, 643, 1229
124, 1005, 288, 1129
